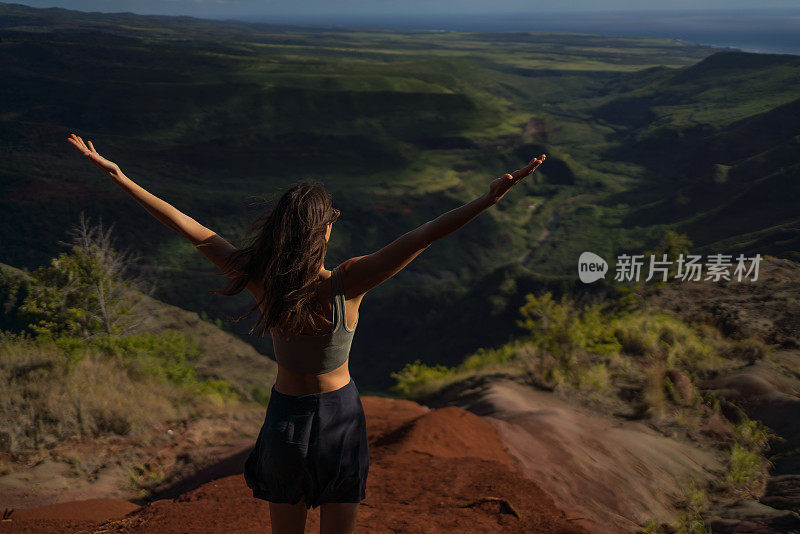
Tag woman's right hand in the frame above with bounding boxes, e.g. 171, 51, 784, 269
488, 154, 547, 204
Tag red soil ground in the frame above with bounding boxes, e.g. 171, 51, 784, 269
1, 396, 588, 533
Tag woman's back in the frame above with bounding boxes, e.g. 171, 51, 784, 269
271, 266, 358, 375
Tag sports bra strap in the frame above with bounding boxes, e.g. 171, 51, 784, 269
331, 266, 345, 332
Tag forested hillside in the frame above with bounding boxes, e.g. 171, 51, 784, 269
1, 2, 798, 390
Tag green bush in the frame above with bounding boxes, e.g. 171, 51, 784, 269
723, 416, 775, 495
13, 214, 149, 340
90, 330, 202, 386
460, 341, 523, 371
610, 313, 718, 372
733, 418, 774, 451
391, 285, 759, 409
517, 292, 621, 368
391, 340, 534, 398
390, 359, 454, 397
725, 442, 767, 493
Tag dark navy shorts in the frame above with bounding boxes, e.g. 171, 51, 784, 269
243, 378, 369, 509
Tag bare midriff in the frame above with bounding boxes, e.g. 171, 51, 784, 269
274, 359, 353, 396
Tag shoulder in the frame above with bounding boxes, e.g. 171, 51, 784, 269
336, 259, 366, 301
337, 257, 365, 277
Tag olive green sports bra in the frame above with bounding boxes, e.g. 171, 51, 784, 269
271, 266, 358, 374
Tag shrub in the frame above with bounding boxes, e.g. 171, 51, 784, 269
723, 416, 775, 495
733, 418, 774, 452
517, 292, 621, 368
611, 313, 720, 373
90, 330, 203, 387
391, 287, 744, 412
460, 341, 523, 371
390, 359, 454, 397
725, 442, 768, 494
15, 213, 153, 340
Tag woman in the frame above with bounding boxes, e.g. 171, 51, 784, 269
67, 133, 546, 533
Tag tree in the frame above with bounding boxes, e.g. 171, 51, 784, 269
18, 212, 156, 339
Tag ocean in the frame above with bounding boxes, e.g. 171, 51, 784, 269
241, 9, 800, 56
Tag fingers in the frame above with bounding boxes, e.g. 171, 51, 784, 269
525, 154, 546, 174
69, 133, 89, 150
529, 154, 546, 167
68, 134, 100, 157
67, 137, 86, 154
68, 134, 86, 152
510, 154, 547, 183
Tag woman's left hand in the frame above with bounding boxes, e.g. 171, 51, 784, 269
67, 133, 122, 179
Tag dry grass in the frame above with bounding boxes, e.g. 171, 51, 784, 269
0, 332, 246, 454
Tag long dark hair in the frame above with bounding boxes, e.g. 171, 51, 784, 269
211, 181, 335, 340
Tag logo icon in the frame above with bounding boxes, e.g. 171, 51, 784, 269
578, 252, 608, 283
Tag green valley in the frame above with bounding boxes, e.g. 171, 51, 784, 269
1, 2, 798, 391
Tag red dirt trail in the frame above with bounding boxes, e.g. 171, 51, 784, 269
1, 397, 589, 533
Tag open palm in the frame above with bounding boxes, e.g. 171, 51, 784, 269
489, 154, 547, 203
67, 133, 121, 178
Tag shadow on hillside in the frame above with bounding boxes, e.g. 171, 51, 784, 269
134, 441, 253, 505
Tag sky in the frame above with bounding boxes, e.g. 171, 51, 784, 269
12, 0, 800, 20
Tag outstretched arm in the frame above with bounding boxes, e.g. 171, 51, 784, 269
66, 134, 242, 281
416, 154, 547, 243
341, 154, 547, 297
